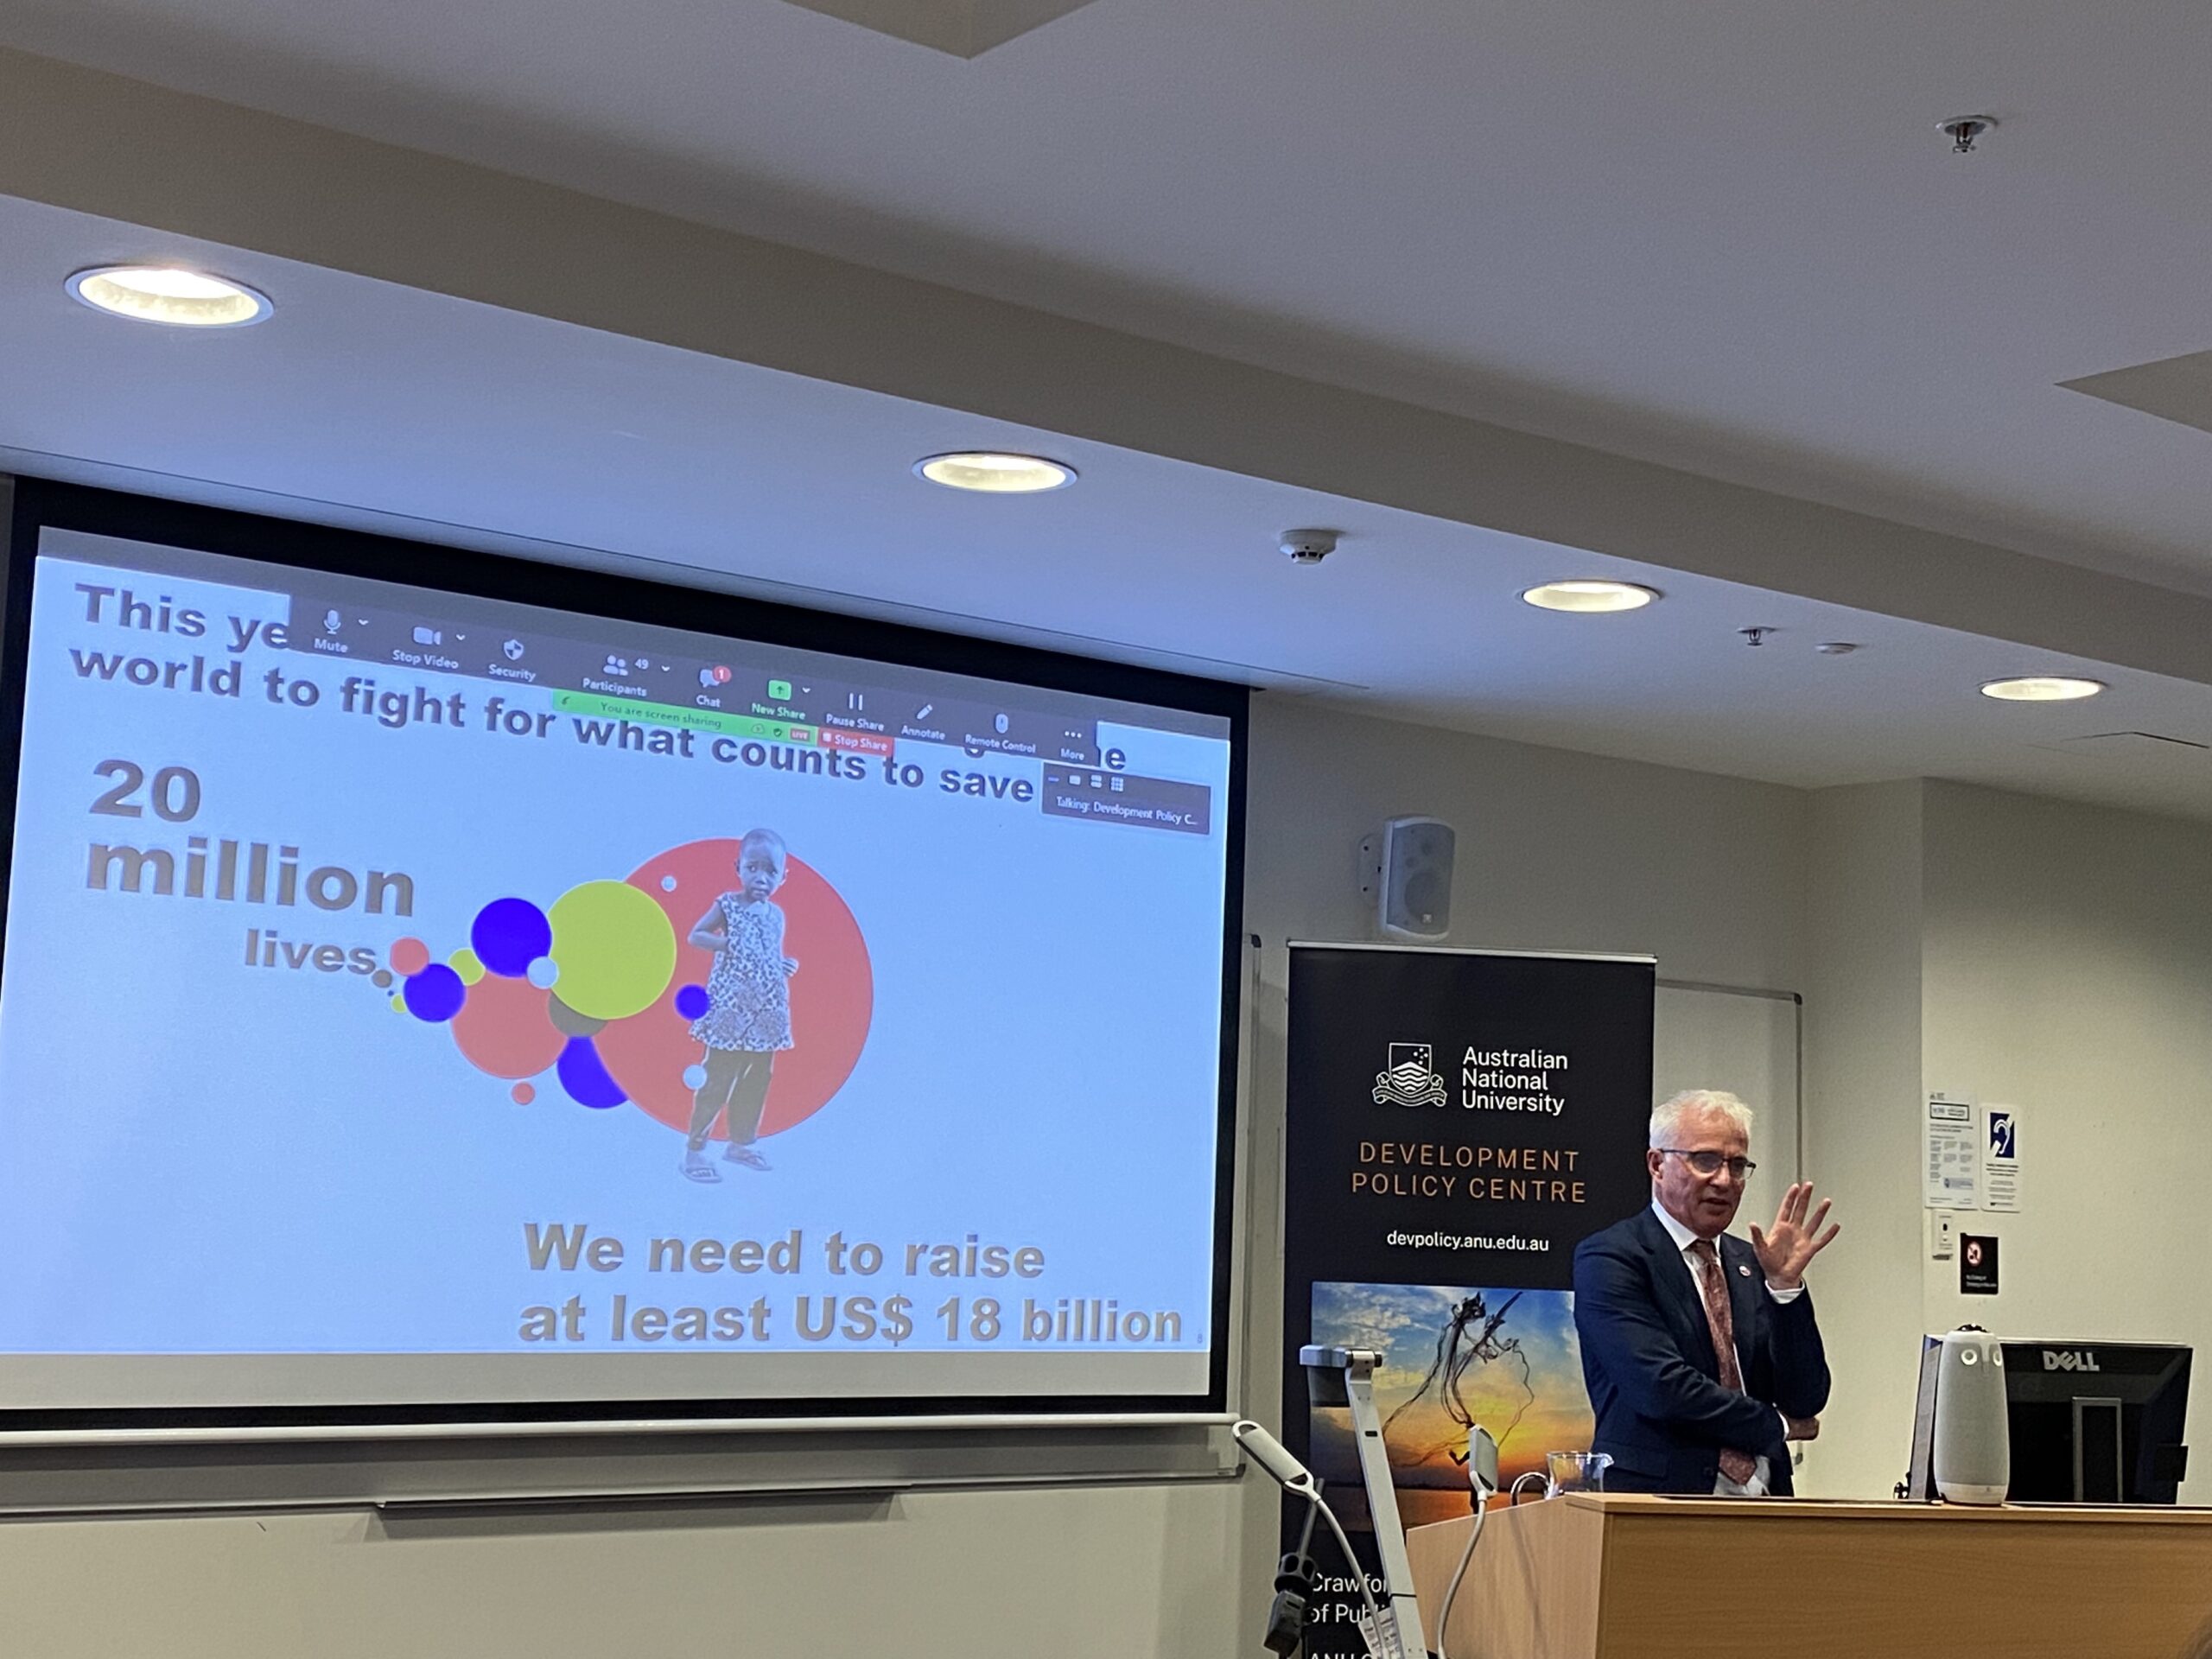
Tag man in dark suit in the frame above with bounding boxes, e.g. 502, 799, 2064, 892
1573, 1090, 1840, 1496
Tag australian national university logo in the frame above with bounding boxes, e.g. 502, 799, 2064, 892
1371, 1039, 1572, 1116
1373, 1042, 1448, 1108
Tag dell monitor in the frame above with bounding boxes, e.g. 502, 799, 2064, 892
2002, 1341, 2190, 1505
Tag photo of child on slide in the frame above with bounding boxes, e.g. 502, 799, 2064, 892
682, 828, 798, 1181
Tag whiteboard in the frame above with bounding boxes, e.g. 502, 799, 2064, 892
1653, 981, 1802, 1236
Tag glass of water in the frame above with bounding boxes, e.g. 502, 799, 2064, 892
1544, 1451, 1613, 1495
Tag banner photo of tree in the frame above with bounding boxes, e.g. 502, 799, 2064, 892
1307, 1281, 1592, 1531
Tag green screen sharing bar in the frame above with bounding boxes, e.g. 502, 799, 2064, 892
552, 690, 817, 744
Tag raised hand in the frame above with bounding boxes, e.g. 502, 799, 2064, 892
1749, 1182, 1840, 1290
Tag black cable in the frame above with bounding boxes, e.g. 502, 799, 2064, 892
1263, 1478, 1323, 1656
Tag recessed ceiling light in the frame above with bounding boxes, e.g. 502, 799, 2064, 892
913, 452, 1076, 493
1979, 676, 2107, 702
66, 265, 274, 327
1520, 580, 1659, 613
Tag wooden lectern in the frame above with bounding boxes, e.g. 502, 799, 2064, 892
1406, 1493, 2212, 1659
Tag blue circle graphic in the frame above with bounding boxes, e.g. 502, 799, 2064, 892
472, 897, 553, 978
403, 963, 466, 1023
673, 983, 711, 1020
556, 1036, 627, 1109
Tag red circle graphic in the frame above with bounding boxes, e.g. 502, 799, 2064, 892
594, 839, 874, 1139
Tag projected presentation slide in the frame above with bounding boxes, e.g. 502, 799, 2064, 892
0, 524, 1237, 1417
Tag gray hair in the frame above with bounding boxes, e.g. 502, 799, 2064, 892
1649, 1089, 1755, 1149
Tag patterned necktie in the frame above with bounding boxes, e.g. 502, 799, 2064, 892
1689, 1238, 1759, 1486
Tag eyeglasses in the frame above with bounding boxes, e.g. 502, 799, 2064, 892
1658, 1148, 1756, 1180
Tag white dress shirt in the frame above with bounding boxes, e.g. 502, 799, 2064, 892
1649, 1199, 1802, 1497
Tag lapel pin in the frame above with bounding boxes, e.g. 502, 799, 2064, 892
1738, 1264, 1751, 1276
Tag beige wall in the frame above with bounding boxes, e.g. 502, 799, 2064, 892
1919, 781, 2211, 1504
1791, 779, 2212, 1503
1798, 779, 1926, 1497
1243, 700, 1811, 987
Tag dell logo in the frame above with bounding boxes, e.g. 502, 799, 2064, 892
2043, 1350, 2101, 1372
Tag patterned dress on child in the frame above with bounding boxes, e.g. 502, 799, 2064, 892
689, 893, 794, 1052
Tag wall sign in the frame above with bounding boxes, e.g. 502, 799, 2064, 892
1961, 1233, 2000, 1295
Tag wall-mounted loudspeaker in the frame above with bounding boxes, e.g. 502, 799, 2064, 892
1931, 1328, 2012, 1504
1357, 817, 1456, 943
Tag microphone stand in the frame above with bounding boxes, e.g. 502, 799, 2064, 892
1300, 1345, 1427, 1659
1238, 1344, 1445, 1659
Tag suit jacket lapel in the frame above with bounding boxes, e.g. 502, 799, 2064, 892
1635, 1208, 1719, 1375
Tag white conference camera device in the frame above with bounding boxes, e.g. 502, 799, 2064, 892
1932, 1328, 2012, 1505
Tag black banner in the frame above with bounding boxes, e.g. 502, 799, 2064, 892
1281, 944, 1654, 1650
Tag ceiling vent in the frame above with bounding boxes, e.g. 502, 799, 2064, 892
780, 0, 1100, 55
2059, 351, 2212, 438
2031, 731, 2211, 760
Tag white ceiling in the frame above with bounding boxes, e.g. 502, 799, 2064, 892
3, 0, 2211, 594
10, 194, 2212, 823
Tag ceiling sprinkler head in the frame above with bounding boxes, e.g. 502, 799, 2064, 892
1940, 114, 1997, 155
1815, 641, 1862, 656
1740, 626, 1775, 647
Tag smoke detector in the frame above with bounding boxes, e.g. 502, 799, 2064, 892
1280, 528, 1340, 565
